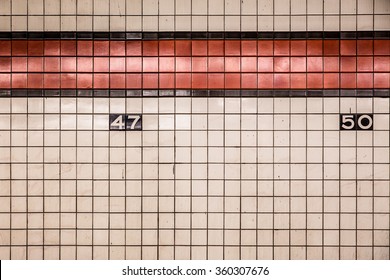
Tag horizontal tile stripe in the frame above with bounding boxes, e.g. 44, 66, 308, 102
0, 89, 389, 98
0, 37, 388, 90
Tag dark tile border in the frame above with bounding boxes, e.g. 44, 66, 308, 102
0, 89, 388, 97
0, 31, 388, 40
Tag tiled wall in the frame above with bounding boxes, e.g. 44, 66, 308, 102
0, 0, 389, 260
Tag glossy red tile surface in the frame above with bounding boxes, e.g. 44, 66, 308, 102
77, 57, 93, 72
159, 41, 175, 56
159, 57, 175, 72
110, 74, 126, 88
324, 57, 339, 72
258, 73, 273, 88
192, 41, 207, 56
307, 40, 323, 56
44, 41, 60, 56
126, 41, 142, 56
0, 58, 11, 72
341, 57, 356, 72
340, 40, 356, 55
61, 41, 76, 56
324, 40, 339, 55
290, 41, 306, 56
340, 73, 357, 88
208, 57, 224, 72
110, 41, 126, 56
159, 73, 174, 88
28, 57, 43, 72
241, 73, 257, 88
208, 73, 224, 88
357, 57, 373, 72
94, 74, 109, 88
357, 73, 373, 88
175, 73, 191, 88
126, 57, 142, 72
28, 41, 44, 56
290, 57, 306, 72
0, 41, 11, 56
44, 57, 60, 72
28, 74, 43, 88
126, 74, 142, 88
374, 40, 390, 55
175, 41, 191, 56
110, 57, 126, 72
12, 74, 27, 88
307, 73, 323, 89
241, 41, 257, 56
94, 57, 109, 72
258, 57, 273, 72
274, 57, 289, 72
61, 57, 76, 72
143, 57, 158, 72
61, 74, 76, 88
94, 41, 109, 56
175, 57, 191, 72
357, 40, 373, 55
374, 56, 390, 72
77, 41, 93, 56
142, 41, 158, 56
0, 74, 10, 88
258, 41, 273, 56
241, 57, 257, 72
208, 41, 224, 56
225, 41, 241, 56
142, 73, 158, 88
374, 73, 390, 88
307, 57, 323, 72
12, 41, 28, 56
324, 73, 339, 88
290, 73, 306, 89
77, 74, 93, 89
274, 41, 290, 56
274, 74, 290, 88
225, 73, 240, 88
192, 73, 207, 88
225, 57, 240, 72
192, 57, 207, 72
44, 74, 60, 89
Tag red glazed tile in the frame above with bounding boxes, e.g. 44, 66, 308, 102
12, 74, 27, 88
374, 40, 389, 55
28, 41, 44, 56
143, 73, 158, 88
94, 41, 109, 56
324, 40, 339, 55
192, 41, 207, 56
126, 57, 142, 72
0, 41, 11, 56
324, 57, 339, 72
307, 73, 323, 89
159, 73, 174, 88
77, 41, 93, 56
208, 74, 224, 89
43, 74, 60, 89
77, 57, 93, 72
192, 73, 207, 88
208, 40, 224, 56
192, 57, 207, 72
159, 57, 175, 72
340, 73, 356, 88
241, 40, 257, 56
225, 41, 240, 56
374, 56, 390, 72
374, 73, 390, 88
44, 41, 60, 56
126, 74, 142, 88
290, 57, 306, 72
159, 41, 174, 56
290, 40, 306, 56
258, 73, 273, 89
61, 41, 76, 56
357, 73, 373, 88
175, 73, 191, 88
110, 74, 125, 89
143, 57, 158, 72
94, 57, 109, 72
175, 57, 191, 72
241, 74, 257, 88
61, 74, 76, 88
61, 57, 76, 72
340, 40, 356, 55
357, 40, 373, 55
324, 73, 339, 88
307, 57, 323, 72
290, 74, 306, 89
258, 57, 273, 72
274, 57, 289, 72
225, 57, 240, 72
0, 58, 11, 72
28, 74, 43, 88
44, 57, 60, 72
208, 57, 224, 72
0, 74, 10, 88
12, 41, 27, 56
175, 41, 191, 56
307, 40, 323, 56
225, 73, 241, 89
274, 74, 290, 88
12, 57, 27, 72
77, 74, 93, 89
241, 57, 257, 72
274, 40, 289, 56
126, 41, 142, 56
28, 57, 43, 72
110, 41, 126, 56
357, 57, 373, 72
110, 57, 126, 72
258, 41, 273, 56
93, 74, 109, 88
340, 57, 356, 72
143, 41, 158, 56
